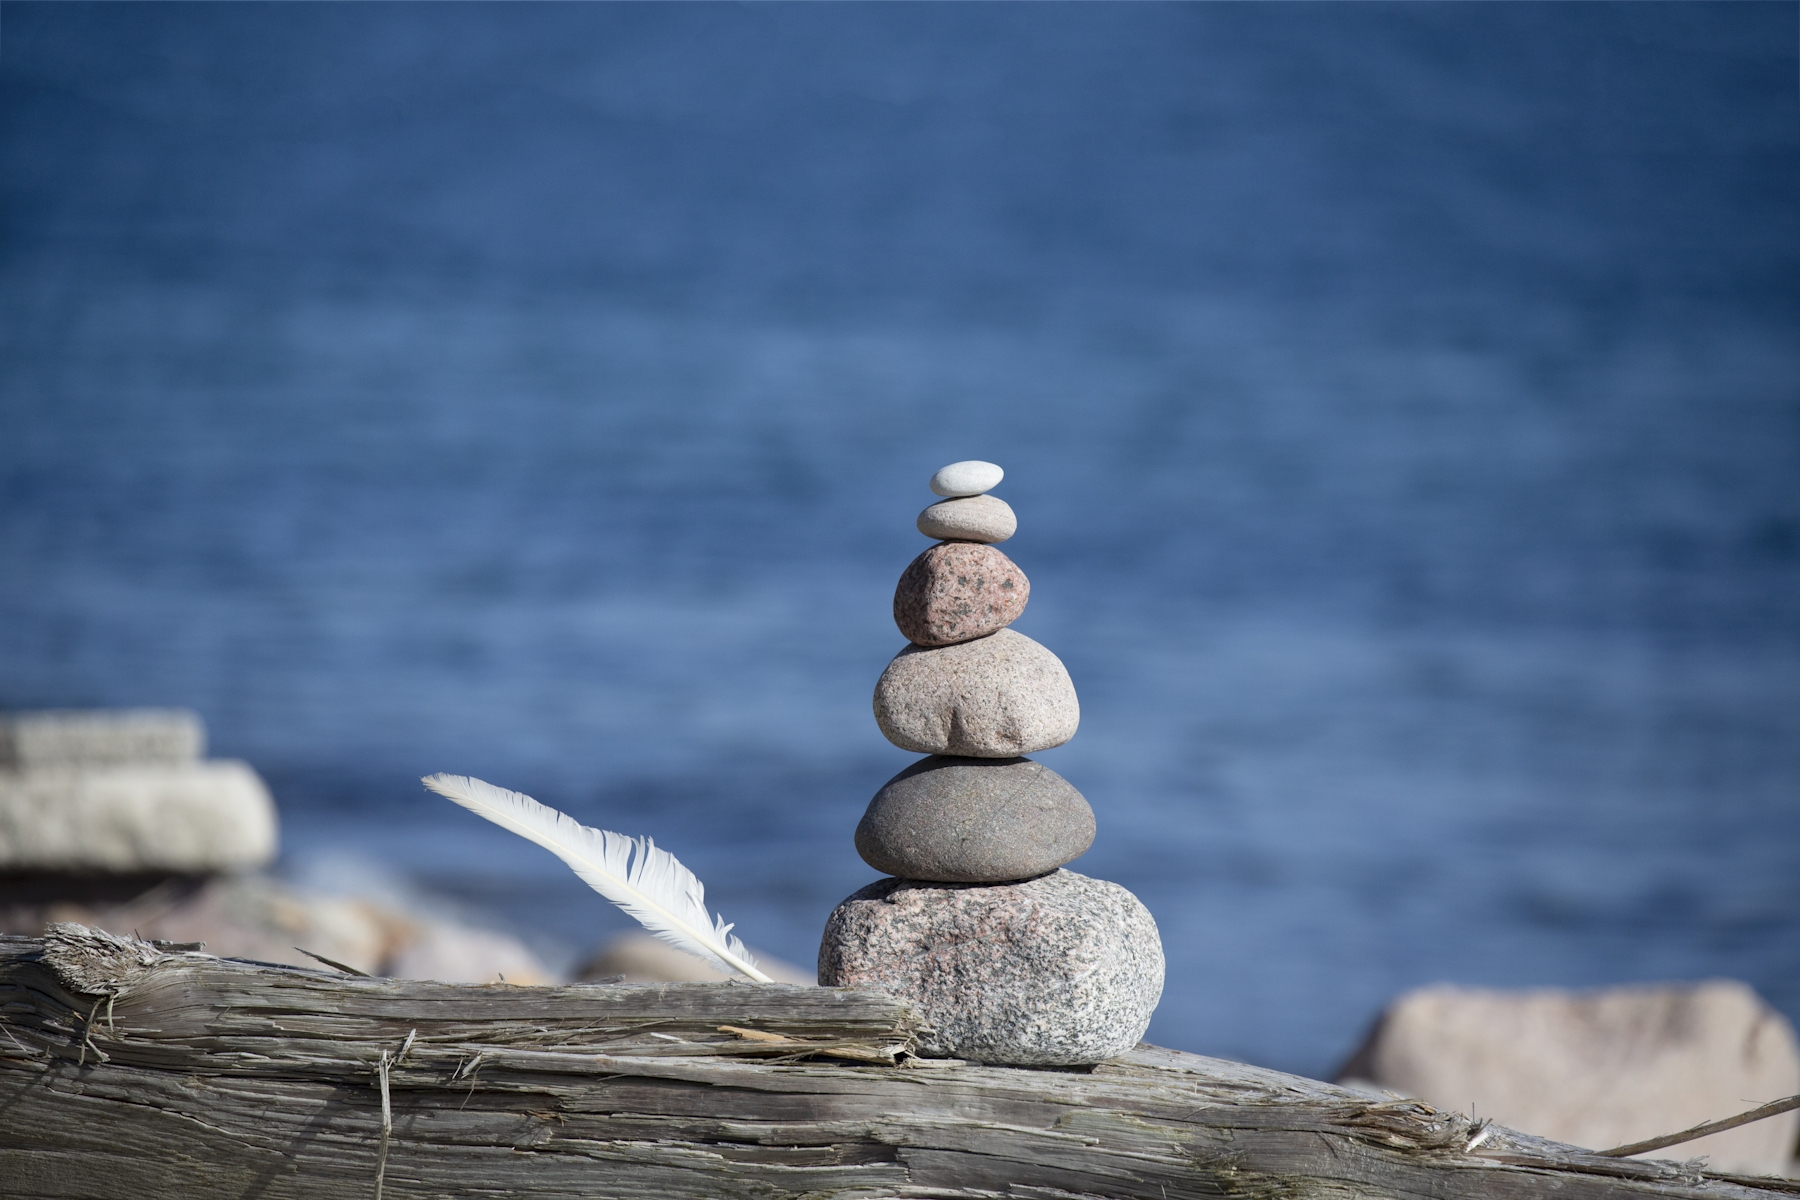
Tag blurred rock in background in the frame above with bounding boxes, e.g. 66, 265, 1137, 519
1338, 982, 1800, 1176
0, 709, 275, 872
0, 708, 548, 984
1, 708, 204, 768
386, 917, 551, 985
576, 930, 814, 985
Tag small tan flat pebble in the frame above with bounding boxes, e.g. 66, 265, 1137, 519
917, 494, 1017, 543
929, 460, 1005, 498
893, 542, 1029, 647
873, 627, 1079, 756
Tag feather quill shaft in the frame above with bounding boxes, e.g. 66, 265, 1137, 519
422, 773, 771, 982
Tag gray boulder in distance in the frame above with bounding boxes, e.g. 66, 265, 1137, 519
819, 869, 1163, 1065
574, 931, 815, 985
856, 755, 1093, 883
385, 920, 557, 985
0, 871, 552, 984
873, 628, 1079, 757
1337, 981, 1800, 1176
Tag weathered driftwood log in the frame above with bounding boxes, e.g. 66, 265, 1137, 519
2, 926, 1796, 1199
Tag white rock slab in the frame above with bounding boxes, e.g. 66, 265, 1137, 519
0, 762, 278, 872
0, 709, 203, 768
929, 460, 1004, 498
1337, 981, 1800, 1175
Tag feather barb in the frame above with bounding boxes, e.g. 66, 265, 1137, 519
422, 773, 771, 982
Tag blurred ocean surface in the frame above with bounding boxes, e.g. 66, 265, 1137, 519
2, 4, 1797, 1076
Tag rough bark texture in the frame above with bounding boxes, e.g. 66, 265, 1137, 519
3, 926, 1796, 1199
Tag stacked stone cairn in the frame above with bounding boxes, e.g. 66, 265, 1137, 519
0, 710, 551, 984
819, 461, 1165, 1065
0, 709, 276, 874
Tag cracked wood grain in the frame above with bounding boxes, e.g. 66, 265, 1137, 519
3, 928, 1798, 1199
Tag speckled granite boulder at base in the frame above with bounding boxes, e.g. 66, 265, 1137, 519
893, 541, 1030, 647
916, 494, 1018, 543
818, 869, 1163, 1065
873, 628, 1079, 757
856, 755, 1093, 883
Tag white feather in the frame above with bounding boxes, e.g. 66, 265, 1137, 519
421, 773, 771, 982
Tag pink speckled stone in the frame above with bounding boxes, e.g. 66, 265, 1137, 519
893, 541, 1030, 648
817, 869, 1164, 1065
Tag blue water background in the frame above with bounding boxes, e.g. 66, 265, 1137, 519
3, 4, 1797, 1077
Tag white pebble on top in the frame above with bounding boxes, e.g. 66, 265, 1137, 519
929, 460, 1004, 498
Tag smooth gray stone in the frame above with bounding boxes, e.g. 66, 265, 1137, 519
855, 755, 1093, 883
818, 869, 1164, 1065
873, 627, 1079, 757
